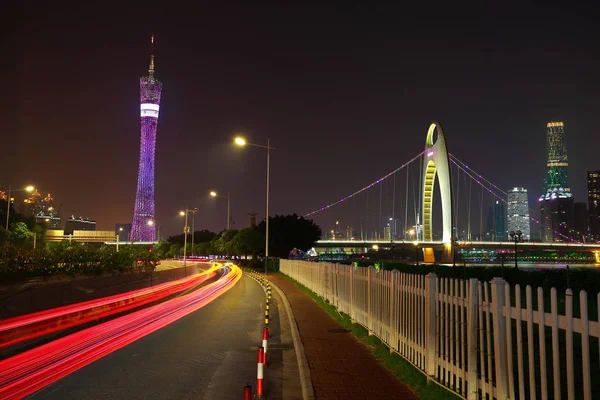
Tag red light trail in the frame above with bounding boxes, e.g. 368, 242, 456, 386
0, 263, 242, 399
0, 263, 215, 349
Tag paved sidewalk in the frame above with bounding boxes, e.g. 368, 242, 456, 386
268, 273, 418, 400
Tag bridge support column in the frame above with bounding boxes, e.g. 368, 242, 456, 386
440, 243, 454, 264
423, 247, 435, 263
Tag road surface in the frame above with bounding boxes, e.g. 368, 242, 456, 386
28, 275, 283, 400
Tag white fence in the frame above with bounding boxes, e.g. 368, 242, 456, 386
280, 260, 600, 400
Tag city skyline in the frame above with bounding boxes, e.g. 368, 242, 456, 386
6, 3, 599, 236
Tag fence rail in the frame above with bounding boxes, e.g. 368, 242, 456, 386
280, 260, 600, 400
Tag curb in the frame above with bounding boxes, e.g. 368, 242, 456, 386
267, 277, 316, 400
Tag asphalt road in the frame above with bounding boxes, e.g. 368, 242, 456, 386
28, 274, 281, 400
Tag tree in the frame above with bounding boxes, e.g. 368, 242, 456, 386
0, 227, 7, 245
154, 241, 171, 258
232, 228, 265, 258
166, 244, 181, 258
167, 229, 218, 247
9, 222, 31, 246
215, 229, 239, 255
193, 242, 210, 256
257, 214, 321, 258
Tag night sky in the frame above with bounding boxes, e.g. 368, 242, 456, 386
5, 2, 600, 237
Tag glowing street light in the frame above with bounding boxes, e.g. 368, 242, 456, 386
4, 184, 35, 231
209, 190, 231, 230
232, 134, 275, 275
179, 208, 198, 276
147, 220, 154, 226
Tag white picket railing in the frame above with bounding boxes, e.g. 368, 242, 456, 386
280, 260, 600, 400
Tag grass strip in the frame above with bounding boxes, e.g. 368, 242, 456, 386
281, 273, 461, 400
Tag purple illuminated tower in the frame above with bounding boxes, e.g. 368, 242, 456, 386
130, 35, 162, 241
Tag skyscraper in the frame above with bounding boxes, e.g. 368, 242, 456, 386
486, 200, 506, 241
539, 188, 573, 242
131, 35, 162, 242
539, 121, 573, 242
545, 121, 569, 192
507, 188, 530, 240
588, 171, 600, 241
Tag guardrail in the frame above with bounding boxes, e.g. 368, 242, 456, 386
281, 259, 599, 400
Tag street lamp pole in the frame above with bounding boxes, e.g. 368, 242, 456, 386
191, 213, 195, 258
265, 137, 271, 276
183, 210, 189, 276
210, 191, 232, 231
233, 135, 274, 276
509, 230, 522, 270
4, 185, 35, 231
452, 237, 458, 267
180, 208, 198, 276
5, 185, 11, 231
227, 192, 231, 231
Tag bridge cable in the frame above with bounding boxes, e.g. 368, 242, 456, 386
418, 152, 423, 240
479, 182, 484, 241
392, 172, 396, 240
465, 169, 472, 240
455, 162, 460, 240
405, 163, 409, 240
379, 180, 383, 239
303, 151, 425, 218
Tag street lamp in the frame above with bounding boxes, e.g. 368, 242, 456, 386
234, 135, 275, 275
210, 190, 231, 230
451, 237, 459, 267
509, 230, 522, 270
4, 185, 35, 231
414, 241, 420, 266
179, 208, 198, 276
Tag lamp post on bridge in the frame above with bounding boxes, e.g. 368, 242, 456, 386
509, 230, 522, 270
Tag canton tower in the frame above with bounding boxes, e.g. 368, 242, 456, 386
130, 35, 162, 241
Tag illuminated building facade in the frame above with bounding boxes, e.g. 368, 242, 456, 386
64, 216, 96, 235
23, 190, 61, 229
539, 121, 573, 242
507, 188, 530, 240
486, 200, 506, 241
131, 35, 162, 242
545, 122, 569, 192
539, 188, 573, 242
589, 171, 600, 241
573, 202, 588, 242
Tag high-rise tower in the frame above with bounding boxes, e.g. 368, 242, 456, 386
545, 122, 569, 192
507, 188, 530, 240
131, 35, 162, 241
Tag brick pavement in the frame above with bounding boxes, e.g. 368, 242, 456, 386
268, 273, 418, 400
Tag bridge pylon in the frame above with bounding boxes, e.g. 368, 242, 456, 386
421, 122, 454, 264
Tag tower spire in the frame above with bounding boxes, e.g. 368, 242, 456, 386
149, 33, 155, 79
